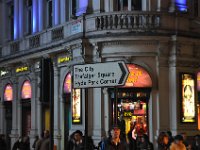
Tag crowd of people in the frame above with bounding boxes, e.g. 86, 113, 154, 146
0, 128, 200, 150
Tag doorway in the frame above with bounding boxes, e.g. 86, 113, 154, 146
109, 88, 151, 138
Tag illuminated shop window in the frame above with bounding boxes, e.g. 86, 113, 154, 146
176, 0, 187, 12
21, 80, 32, 99
4, 84, 13, 101
63, 73, 72, 94
181, 73, 195, 123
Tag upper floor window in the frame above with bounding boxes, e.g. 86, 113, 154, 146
47, 0, 52, 28
25, 0, 32, 35
117, 0, 141, 11
7, 2, 14, 40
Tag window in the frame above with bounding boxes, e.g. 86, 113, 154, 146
47, 0, 52, 27
193, 0, 198, 17
7, 2, 14, 40
175, 0, 187, 12
117, 0, 141, 11
25, 0, 32, 35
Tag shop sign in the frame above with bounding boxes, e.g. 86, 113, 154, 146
0, 70, 9, 77
16, 66, 29, 73
123, 111, 132, 117
71, 20, 82, 35
73, 61, 129, 88
181, 73, 195, 123
58, 56, 71, 64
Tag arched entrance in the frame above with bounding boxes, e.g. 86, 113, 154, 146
109, 64, 152, 138
21, 80, 32, 136
3, 83, 13, 150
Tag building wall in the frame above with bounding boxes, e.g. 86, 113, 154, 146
0, 0, 200, 149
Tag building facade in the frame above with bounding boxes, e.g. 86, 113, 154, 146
0, 0, 200, 149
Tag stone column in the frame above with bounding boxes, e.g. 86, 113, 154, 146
10, 78, 19, 148
53, 0, 60, 26
0, 102, 4, 133
92, 0, 104, 13
128, 0, 132, 11
92, 88, 104, 145
38, 0, 44, 31
103, 88, 109, 137
18, 0, 23, 38
32, 0, 38, 33
53, 66, 61, 150
60, 0, 66, 23
29, 73, 38, 148
14, 0, 19, 39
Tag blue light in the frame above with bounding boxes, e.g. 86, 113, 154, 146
54, 0, 59, 25
176, 0, 187, 12
32, 0, 37, 33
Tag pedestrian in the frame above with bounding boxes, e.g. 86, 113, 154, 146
19, 136, 30, 150
103, 125, 128, 150
32, 135, 39, 150
0, 134, 7, 150
127, 122, 137, 150
157, 132, 169, 150
170, 134, 186, 150
35, 130, 50, 150
191, 134, 200, 150
12, 136, 22, 150
137, 134, 153, 150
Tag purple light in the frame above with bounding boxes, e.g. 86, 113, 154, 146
54, 0, 59, 25
79, 0, 88, 8
176, 0, 187, 12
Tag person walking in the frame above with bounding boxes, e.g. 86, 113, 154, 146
157, 132, 169, 150
35, 130, 50, 150
170, 134, 186, 150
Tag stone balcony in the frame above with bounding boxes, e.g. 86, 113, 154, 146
0, 11, 199, 61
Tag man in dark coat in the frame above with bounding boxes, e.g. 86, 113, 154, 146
103, 125, 127, 150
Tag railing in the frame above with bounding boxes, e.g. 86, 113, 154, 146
52, 27, 64, 41
95, 13, 160, 30
10, 41, 19, 53
29, 35, 40, 48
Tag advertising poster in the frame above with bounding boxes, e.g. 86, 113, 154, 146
72, 89, 81, 124
181, 73, 195, 123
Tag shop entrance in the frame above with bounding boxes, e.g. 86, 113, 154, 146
109, 88, 151, 138
21, 100, 31, 136
109, 63, 152, 138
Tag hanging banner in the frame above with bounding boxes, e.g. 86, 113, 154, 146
181, 73, 195, 123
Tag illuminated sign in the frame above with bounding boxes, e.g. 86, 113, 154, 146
72, 89, 81, 124
4, 84, 13, 101
63, 73, 71, 94
0, 70, 9, 77
16, 66, 29, 73
181, 73, 195, 123
124, 64, 152, 87
57, 56, 71, 64
21, 80, 32, 99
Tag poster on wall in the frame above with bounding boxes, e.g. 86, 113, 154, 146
72, 89, 81, 124
181, 73, 195, 123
